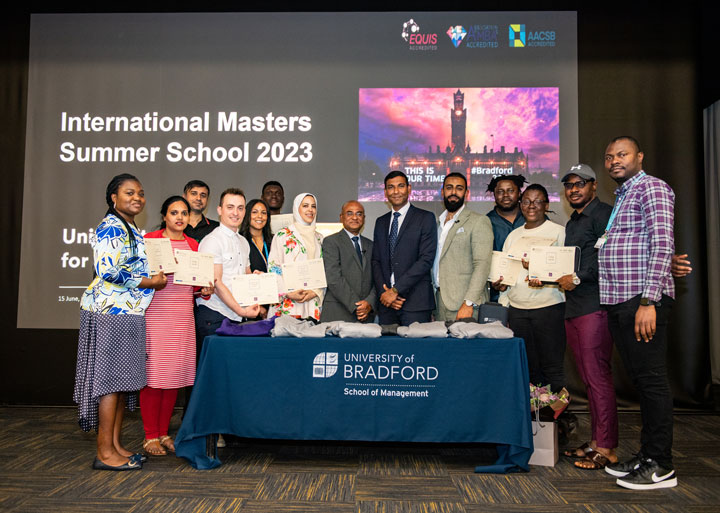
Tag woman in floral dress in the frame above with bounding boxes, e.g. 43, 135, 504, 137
267, 193, 325, 321
74, 173, 167, 470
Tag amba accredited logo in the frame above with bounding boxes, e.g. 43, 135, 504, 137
446, 25, 467, 48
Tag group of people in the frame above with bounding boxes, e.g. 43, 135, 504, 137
74, 135, 686, 491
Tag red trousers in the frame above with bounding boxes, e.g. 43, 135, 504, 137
139, 386, 178, 439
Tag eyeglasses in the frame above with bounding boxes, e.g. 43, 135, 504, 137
562, 179, 593, 190
520, 199, 547, 207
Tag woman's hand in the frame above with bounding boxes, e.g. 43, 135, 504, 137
141, 272, 167, 291
285, 290, 304, 301
287, 289, 317, 303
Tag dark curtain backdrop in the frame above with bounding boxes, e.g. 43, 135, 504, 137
1, 3, 714, 408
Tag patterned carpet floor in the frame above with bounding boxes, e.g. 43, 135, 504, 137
1, 407, 719, 512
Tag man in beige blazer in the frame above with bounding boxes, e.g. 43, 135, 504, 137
433, 173, 494, 321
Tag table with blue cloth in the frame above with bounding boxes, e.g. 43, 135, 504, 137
176, 335, 532, 472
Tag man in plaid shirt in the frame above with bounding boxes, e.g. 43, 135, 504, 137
598, 136, 677, 490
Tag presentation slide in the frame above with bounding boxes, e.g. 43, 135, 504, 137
18, 12, 577, 329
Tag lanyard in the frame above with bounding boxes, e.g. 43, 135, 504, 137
605, 189, 627, 234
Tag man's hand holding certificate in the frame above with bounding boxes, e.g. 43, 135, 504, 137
231, 273, 280, 306
281, 258, 327, 292
174, 250, 214, 286
145, 238, 178, 274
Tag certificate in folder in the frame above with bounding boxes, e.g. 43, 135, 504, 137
174, 250, 214, 286
488, 251, 523, 286
506, 236, 557, 261
231, 273, 280, 306
528, 246, 579, 282
144, 238, 177, 274
281, 258, 327, 291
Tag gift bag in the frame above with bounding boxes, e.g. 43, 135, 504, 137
528, 420, 558, 467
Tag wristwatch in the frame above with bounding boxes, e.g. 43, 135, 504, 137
464, 299, 477, 308
639, 297, 656, 306
572, 273, 581, 286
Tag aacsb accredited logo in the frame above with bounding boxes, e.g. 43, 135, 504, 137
446, 26, 467, 48
401, 18, 438, 51
313, 352, 338, 378
509, 24, 526, 47
464, 24, 499, 48
509, 23, 556, 48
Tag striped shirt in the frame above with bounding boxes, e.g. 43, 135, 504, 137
598, 170, 675, 305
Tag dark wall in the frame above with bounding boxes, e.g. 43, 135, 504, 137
1, 3, 712, 407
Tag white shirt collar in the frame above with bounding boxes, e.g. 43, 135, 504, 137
392, 201, 411, 217
219, 222, 239, 236
439, 204, 465, 224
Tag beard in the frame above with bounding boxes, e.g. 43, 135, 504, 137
444, 194, 464, 213
495, 201, 518, 213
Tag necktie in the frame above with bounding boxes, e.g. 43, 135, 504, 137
352, 236, 362, 263
388, 211, 400, 263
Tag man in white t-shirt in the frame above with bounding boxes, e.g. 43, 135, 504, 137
195, 188, 260, 349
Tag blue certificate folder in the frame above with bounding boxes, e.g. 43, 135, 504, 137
176, 335, 532, 472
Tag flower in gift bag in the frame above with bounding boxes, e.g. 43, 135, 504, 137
530, 383, 569, 411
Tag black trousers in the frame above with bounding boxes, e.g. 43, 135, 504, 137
195, 304, 227, 360
378, 307, 432, 326
508, 302, 566, 392
606, 294, 674, 467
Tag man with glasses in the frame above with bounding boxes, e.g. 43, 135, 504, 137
557, 164, 619, 471
320, 201, 376, 322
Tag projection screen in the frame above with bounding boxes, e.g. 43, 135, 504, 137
19, 12, 577, 328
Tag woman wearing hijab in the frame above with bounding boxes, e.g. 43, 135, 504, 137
267, 193, 325, 321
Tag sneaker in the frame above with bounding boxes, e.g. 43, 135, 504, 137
216, 434, 226, 448
605, 453, 644, 477
616, 458, 677, 490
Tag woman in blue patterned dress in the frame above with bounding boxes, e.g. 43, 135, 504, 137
73, 174, 167, 471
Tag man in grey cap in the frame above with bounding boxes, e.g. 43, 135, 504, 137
556, 163, 619, 470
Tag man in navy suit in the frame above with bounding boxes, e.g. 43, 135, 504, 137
372, 171, 438, 325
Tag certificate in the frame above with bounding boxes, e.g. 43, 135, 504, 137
488, 251, 523, 286
231, 273, 280, 306
270, 213, 294, 234
282, 258, 327, 291
144, 238, 177, 274
528, 246, 578, 282
506, 236, 557, 261
173, 250, 214, 286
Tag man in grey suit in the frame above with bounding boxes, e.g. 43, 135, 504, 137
321, 200, 377, 322
433, 173, 494, 321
